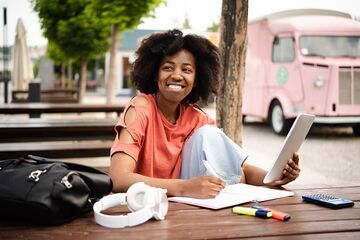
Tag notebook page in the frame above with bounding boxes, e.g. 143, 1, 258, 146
168, 183, 294, 209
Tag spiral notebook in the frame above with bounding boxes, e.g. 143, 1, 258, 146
168, 183, 294, 209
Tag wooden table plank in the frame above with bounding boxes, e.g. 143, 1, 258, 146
243, 232, 360, 240
1, 218, 359, 240
0, 186, 359, 239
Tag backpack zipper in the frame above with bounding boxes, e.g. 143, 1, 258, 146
61, 171, 77, 189
28, 169, 47, 182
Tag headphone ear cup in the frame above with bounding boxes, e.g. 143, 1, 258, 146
149, 188, 168, 220
126, 182, 151, 212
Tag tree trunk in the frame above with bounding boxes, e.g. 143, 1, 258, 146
216, 0, 248, 147
106, 23, 119, 104
67, 59, 73, 88
60, 62, 65, 88
79, 61, 87, 103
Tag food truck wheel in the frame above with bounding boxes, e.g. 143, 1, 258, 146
353, 125, 360, 136
269, 101, 292, 135
242, 114, 246, 123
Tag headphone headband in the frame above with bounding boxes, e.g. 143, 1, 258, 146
93, 183, 168, 228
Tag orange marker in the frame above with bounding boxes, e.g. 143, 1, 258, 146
252, 206, 291, 221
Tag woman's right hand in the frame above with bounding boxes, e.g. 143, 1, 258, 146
181, 176, 226, 199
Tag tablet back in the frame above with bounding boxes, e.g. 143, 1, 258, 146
263, 113, 315, 184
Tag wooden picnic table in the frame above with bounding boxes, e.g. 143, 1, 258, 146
0, 184, 359, 239
0, 102, 125, 115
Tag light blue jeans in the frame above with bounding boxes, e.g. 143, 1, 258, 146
180, 125, 248, 184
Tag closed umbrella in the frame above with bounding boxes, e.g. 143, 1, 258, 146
12, 18, 33, 91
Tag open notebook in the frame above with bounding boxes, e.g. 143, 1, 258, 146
168, 183, 294, 209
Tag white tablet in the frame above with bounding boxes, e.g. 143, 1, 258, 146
263, 113, 315, 184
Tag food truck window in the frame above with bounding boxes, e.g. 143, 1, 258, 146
299, 35, 360, 57
272, 36, 295, 62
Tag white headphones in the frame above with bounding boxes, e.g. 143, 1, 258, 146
93, 182, 168, 228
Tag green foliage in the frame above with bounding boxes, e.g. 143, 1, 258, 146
56, 12, 109, 61
32, 0, 110, 62
207, 21, 220, 32
90, 0, 165, 30
32, 0, 89, 43
32, 0, 165, 62
182, 15, 191, 29
46, 41, 66, 65
0, 46, 11, 61
32, 59, 41, 78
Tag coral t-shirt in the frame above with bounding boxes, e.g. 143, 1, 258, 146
110, 93, 215, 179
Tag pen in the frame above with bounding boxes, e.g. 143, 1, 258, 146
202, 160, 227, 186
252, 205, 291, 221
232, 206, 272, 218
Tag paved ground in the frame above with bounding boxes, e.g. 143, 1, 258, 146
200, 108, 360, 186
242, 120, 360, 187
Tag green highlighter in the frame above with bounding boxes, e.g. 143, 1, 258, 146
232, 206, 272, 219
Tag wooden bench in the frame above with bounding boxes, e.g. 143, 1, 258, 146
0, 103, 125, 119
0, 118, 118, 159
0, 118, 117, 142
0, 140, 113, 159
0, 105, 124, 158
0, 103, 125, 115
12, 89, 79, 103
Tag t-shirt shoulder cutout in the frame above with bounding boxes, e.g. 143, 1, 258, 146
124, 106, 137, 126
123, 94, 150, 126
131, 94, 149, 107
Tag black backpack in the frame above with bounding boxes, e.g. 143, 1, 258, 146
0, 155, 112, 225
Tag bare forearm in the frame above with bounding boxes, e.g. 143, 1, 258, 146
242, 153, 301, 187
110, 171, 225, 199
110, 153, 187, 196
109, 153, 226, 198
110, 171, 186, 196
242, 163, 267, 186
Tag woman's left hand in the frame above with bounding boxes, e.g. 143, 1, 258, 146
268, 152, 301, 187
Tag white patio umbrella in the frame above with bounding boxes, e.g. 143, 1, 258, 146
12, 18, 33, 91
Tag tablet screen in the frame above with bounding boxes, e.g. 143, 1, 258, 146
263, 113, 315, 184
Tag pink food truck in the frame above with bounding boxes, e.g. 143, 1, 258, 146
243, 9, 360, 135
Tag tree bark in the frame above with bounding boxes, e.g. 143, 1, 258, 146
79, 61, 87, 103
67, 60, 73, 88
106, 23, 119, 104
216, 0, 248, 146
60, 62, 65, 88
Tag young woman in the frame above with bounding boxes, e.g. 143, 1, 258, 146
110, 29, 300, 199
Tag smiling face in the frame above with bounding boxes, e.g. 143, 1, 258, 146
156, 49, 196, 105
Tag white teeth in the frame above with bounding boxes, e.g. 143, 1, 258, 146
168, 85, 182, 89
